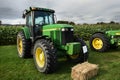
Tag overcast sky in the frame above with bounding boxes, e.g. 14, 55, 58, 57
0, 0, 120, 24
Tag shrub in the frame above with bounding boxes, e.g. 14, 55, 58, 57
0, 23, 120, 45
0, 26, 22, 45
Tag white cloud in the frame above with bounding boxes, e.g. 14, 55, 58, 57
0, 0, 120, 24
2, 19, 25, 24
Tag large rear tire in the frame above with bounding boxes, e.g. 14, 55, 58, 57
90, 33, 110, 52
17, 31, 32, 58
33, 39, 57, 73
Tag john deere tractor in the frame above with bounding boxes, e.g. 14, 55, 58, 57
17, 7, 88, 73
90, 30, 120, 52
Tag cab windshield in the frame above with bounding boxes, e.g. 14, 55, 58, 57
34, 11, 55, 25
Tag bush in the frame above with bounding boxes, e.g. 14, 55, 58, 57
0, 23, 120, 45
0, 26, 22, 45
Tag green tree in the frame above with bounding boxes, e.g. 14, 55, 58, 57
110, 21, 115, 24
57, 20, 69, 24
57, 20, 75, 25
0, 20, 1, 25
69, 21, 75, 25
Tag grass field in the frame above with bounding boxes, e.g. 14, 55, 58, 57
0, 45, 120, 80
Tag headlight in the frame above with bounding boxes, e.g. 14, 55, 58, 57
71, 28, 74, 31
61, 28, 73, 31
111, 36, 114, 38
61, 28, 65, 31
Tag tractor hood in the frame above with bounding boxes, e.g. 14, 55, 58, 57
106, 30, 120, 36
42, 24, 74, 46
43, 24, 73, 31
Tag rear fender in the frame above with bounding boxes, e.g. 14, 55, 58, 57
34, 36, 49, 44
22, 27, 30, 39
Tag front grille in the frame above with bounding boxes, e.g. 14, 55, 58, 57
61, 28, 74, 45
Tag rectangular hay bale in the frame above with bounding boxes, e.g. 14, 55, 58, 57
71, 62, 99, 80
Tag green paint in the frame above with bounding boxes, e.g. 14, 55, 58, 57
22, 27, 30, 39
43, 24, 73, 46
21, 7, 87, 56
20, 24, 80, 55
56, 42, 81, 55
43, 24, 73, 30
66, 42, 81, 55
105, 30, 120, 45
106, 30, 120, 36
42, 24, 81, 55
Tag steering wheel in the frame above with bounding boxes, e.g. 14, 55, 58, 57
35, 21, 44, 27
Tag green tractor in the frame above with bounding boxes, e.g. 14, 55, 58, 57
17, 7, 88, 73
89, 30, 120, 52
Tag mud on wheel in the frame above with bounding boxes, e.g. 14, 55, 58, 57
17, 31, 31, 58
33, 39, 57, 73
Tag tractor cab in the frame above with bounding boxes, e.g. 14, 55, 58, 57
23, 7, 55, 39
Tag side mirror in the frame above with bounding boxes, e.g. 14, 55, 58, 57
22, 9, 28, 18
22, 14, 25, 18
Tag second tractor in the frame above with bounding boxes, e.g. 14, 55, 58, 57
90, 30, 120, 52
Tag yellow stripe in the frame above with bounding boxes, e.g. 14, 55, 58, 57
43, 28, 60, 31
118, 42, 120, 45
116, 33, 120, 35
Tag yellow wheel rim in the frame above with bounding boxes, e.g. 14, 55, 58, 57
17, 37, 23, 55
92, 38, 103, 49
35, 47, 45, 68
69, 54, 79, 59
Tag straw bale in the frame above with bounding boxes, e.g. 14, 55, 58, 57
71, 62, 99, 80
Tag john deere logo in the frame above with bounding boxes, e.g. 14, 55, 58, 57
116, 33, 120, 35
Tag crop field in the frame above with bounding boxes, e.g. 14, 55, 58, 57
0, 23, 120, 45
0, 45, 120, 80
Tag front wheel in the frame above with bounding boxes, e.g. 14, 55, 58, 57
90, 33, 110, 52
33, 39, 57, 73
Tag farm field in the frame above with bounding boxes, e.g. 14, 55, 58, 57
0, 45, 120, 80
0, 1, 120, 80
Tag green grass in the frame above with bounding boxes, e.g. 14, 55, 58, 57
0, 45, 120, 80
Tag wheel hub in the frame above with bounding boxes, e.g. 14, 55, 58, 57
92, 38, 103, 49
17, 37, 23, 55
35, 47, 45, 68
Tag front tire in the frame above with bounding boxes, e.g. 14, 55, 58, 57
33, 39, 57, 73
90, 33, 110, 52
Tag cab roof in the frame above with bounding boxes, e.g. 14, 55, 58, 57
22, 7, 55, 18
